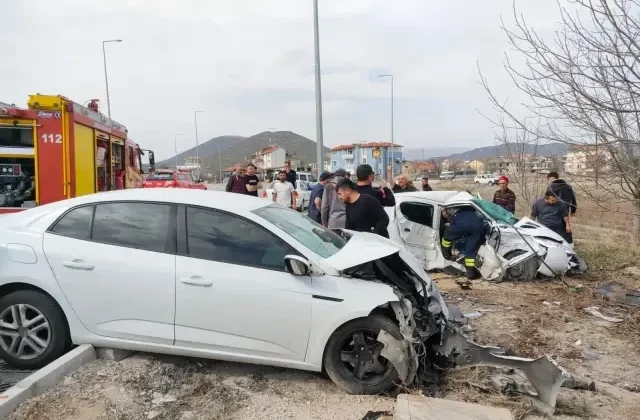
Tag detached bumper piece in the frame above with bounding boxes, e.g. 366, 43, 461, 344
438, 329, 570, 415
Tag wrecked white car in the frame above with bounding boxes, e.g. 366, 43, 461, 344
386, 191, 588, 281
0, 189, 567, 413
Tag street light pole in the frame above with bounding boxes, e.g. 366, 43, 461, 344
102, 39, 122, 125
174, 133, 183, 168
194, 111, 204, 179
379, 74, 394, 181
313, 0, 325, 174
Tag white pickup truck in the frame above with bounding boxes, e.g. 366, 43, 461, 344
474, 174, 500, 185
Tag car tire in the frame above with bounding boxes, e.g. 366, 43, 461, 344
475, 181, 479, 184
0, 290, 70, 370
323, 315, 402, 395
504, 250, 540, 281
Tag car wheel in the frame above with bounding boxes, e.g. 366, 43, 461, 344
504, 250, 539, 281
323, 315, 402, 395
0, 290, 70, 370
475, 181, 479, 184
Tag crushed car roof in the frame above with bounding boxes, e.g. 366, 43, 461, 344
394, 191, 474, 204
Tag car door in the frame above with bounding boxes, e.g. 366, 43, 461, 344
42, 201, 177, 345
395, 200, 438, 264
174, 206, 313, 361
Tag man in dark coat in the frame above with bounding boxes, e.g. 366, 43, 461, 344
547, 172, 577, 214
492, 175, 516, 213
225, 167, 247, 194
355, 164, 395, 206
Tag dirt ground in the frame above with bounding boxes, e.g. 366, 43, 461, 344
7, 229, 640, 420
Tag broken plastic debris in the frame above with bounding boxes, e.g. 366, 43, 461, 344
581, 347, 601, 361
463, 311, 484, 319
584, 306, 623, 323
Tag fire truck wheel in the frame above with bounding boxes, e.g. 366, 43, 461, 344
0, 290, 71, 370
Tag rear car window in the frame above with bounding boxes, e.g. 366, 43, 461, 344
91, 202, 175, 253
50, 205, 94, 240
146, 173, 174, 180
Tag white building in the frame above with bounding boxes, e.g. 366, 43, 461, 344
262, 146, 286, 169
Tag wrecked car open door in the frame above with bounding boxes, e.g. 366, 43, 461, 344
394, 201, 439, 266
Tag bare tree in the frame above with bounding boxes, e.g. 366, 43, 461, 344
480, 0, 640, 243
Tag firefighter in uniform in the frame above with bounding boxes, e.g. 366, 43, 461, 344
440, 207, 486, 280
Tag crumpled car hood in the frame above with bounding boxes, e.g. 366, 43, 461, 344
317, 230, 433, 291
514, 217, 567, 243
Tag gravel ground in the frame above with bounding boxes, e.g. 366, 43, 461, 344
7, 354, 394, 420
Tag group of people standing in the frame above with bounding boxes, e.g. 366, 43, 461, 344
491, 172, 577, 245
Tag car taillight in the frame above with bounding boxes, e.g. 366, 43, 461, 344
262, 191, 267, 198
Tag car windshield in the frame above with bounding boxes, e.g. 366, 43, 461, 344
472, 198, 519, 225
253, 204, 346, 258
146, 173, 174, 180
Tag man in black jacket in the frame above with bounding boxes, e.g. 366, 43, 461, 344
355, 164, 395, 207
547, 172, 577, 215
336, 178, 389, 238
283, 161, 297, 186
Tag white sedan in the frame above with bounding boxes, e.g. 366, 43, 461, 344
0, 189, 570, 407
0, 189, 446, 394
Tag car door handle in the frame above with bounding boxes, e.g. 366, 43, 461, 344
62, 260, 95, 270
404, 228, 411, 232
179, 276, 213, 287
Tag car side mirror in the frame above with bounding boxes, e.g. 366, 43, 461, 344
284, 255, 310, 276
197, 179, 204, 183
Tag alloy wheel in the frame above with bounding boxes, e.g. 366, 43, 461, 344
0, 304, 51, 360
339, 329, 391, 382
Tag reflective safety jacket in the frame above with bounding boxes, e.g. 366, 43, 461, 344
441, 207, 486, 257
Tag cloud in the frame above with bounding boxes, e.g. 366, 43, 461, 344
1, 0, 564, 159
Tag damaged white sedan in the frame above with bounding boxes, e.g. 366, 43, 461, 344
386, 191, 588, 281
0, 189, 567, 412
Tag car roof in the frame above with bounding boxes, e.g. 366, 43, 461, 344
5, 189, 272, 222
395, 190, 473, 204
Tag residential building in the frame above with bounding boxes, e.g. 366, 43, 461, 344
465, 160, 485, 174
184, 156, 202, 169
564, 145, 609, 175
402, 161, 438, 178
330, 142, 403, 177
261, 146, 286, 170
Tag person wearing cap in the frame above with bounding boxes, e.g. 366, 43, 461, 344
355, 164, 395, 207
321, 168, 347, 228
308, 171, 332, 223
492, 175, 516, 213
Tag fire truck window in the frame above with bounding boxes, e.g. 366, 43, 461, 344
128, 146, 135, 167
177, 174, 187, 181
146, 173, 174, 181
91, 202, 176, 254
49, 205, 94, 240
0, 127, 33, 147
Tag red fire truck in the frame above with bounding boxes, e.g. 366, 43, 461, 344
0, 95, 155, 214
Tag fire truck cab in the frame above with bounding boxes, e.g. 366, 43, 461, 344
0, 95, 155, 214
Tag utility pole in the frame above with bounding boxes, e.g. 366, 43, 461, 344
102, 39, 122, 191
379, 74, 394, 181
313, 0, 325, 174
194, 111, 204, 179
174, 133, 183, 168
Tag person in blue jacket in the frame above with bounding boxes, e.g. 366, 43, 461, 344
440, 206, 487, 280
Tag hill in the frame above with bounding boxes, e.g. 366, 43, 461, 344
200, 131, 330, 175
403, 147, 469, 161
428, 142, 569, 161
157, 135, 246, 167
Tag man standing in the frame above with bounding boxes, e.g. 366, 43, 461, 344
421, 177, 433, 191
308, 171, 332, 223
547, 172, 577, 215
225, 166, 247, 194
272, 170, 296, 209
531, 190, 573, 244
492, 175, 516, 213
336, 178, 390, 238
244, 164, 260, 197
355, 164, 395, 206
283, 161, 297, 186
321, 169, 347, 229
392, 175, 418, 193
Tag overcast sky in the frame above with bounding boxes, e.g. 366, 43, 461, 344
2, 0, 562, 159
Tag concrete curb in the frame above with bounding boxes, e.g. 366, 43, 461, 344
0, 344, 96, 419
